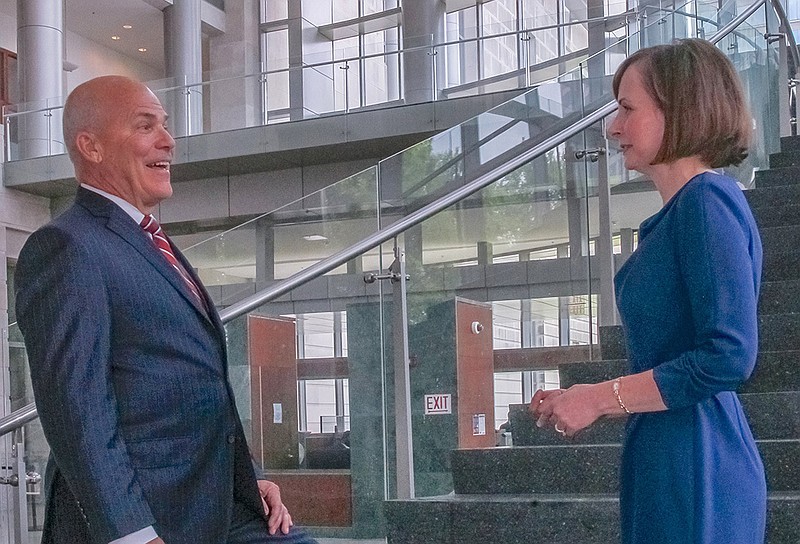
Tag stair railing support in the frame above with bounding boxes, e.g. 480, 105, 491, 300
11, 427, 28, 544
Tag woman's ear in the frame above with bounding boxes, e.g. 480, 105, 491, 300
75, 131, 103, 163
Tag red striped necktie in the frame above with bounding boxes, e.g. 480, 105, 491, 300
140, 215, 205, 307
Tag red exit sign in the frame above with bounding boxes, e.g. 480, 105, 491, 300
424, 394, 452, 415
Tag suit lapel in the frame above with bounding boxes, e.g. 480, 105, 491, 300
76, 189, 218, 328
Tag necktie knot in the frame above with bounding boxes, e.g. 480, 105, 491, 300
139, 214, 206, 310
140, 215, 162, 237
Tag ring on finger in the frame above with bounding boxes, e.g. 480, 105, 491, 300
554, 423, 566, 434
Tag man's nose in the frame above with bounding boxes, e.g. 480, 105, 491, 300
159, 126, 176, 150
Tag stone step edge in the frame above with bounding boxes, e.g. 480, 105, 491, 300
388, 491, 800, 503
458, 438, 800, 453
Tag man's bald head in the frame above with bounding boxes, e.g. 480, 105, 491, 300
62, 75, 156, 164
61, 75, 175, 213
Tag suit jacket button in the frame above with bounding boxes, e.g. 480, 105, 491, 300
227, 434, 236, 444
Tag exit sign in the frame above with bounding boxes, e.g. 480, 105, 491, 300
424, 394, 452, 415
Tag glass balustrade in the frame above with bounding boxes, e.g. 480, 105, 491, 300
173, 2, 781, 540
1, 0, 752, 162
2, 321, 47, 543
0, 0, 785, 541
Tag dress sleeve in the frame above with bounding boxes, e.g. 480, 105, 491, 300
652, 180, 761, 409
15, 226, 157, 542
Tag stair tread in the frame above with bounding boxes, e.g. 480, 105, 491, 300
389, 491, 800, 502
391, 493, 619, 503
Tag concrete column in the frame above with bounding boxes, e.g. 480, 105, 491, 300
402, 0, 445, 104
208, 0, 261, 130
0, 227, 10, 544
477, 241, 493, 265
16, 0, 64, 159
557, 245, 571, 346
164, 0, 203, 136
255, 218, 276, 282
288, 1, 305, 121
585, 0, 606, 105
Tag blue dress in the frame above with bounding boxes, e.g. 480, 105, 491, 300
614, 172, 767, 544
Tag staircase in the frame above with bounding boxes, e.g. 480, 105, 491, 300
383, 135, 800, 544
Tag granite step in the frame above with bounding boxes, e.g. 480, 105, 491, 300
761, 225, 800, 255
508, 404, 625, 446
764, 250, 800, 281
384, 493, 800, 544
555, 350, 799, 394
770, 151, 800, 169
746, 183, 800, 209
761, 280, 800, 314
451, 440, 800, 495
760, 313, 800, 352
385, 493, 620, 544
746, 351, 800, 393
779, 135, 800, 153
752, 204, 800, 229
558, 359, 627, 388
755, 165, 800, 188
507, 391, 800, 446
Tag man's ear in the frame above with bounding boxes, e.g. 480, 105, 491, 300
75, 131, 103, 163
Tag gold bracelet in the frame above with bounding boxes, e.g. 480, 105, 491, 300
613, 377, 633, 415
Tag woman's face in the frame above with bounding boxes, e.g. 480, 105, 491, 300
607, 63, 665, 175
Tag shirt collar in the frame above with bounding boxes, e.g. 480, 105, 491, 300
80, 184, 147, 225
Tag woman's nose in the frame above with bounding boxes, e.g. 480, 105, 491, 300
606, 113, 621, 139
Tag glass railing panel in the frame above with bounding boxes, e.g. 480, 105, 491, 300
0, 418, 48, 543
2, 322, 47, 542
714, 10, 777, 182
7, 323, 31, 412
179, 0, 723, 299
606, 3, 777, 271
356, 123, 600, 506
2, 97, 65, 162
179, 164, 384, 293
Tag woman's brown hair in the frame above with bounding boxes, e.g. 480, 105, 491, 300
612, 38, 751, 168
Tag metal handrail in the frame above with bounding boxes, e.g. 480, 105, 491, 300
218, 102, 616, 322
770, 0, 800, 78
217, 0, 770, 322
0, 402, 37, 436
0, 0, 786, 439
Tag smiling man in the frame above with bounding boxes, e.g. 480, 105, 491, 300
14, 76, 317, 544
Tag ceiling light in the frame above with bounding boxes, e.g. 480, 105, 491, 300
302, 234, 328, 242
138, 48, 147, 52
123, 24, 132, 29
111, 35, 121, 40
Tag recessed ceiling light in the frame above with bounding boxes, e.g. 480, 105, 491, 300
111, 35, 121, 41
122, 24, 132, 29
302, 234, 328, 242
138, 48, 147, 52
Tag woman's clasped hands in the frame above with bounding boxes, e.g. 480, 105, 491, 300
529, 384, 605, 438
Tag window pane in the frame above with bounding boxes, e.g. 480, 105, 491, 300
303, 379, 337, 433
263, 0, 288, 22
494, 372, 523, 429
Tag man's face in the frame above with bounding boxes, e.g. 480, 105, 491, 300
93, 85, 175, 213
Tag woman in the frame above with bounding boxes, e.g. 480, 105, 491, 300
531, 39, 766, 544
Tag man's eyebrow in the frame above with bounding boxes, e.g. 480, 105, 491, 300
134, 111, 168, 123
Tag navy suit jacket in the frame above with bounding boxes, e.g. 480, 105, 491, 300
15, 188, 265, 543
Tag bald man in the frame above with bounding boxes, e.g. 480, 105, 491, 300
15, 76, 317, 544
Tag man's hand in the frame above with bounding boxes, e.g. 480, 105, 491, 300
258, 479, 293, 535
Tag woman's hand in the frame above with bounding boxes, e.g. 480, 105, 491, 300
529, 384, 606, 438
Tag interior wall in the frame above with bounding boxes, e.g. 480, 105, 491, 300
64, 31, 163, 93
0, 11, 14, 51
